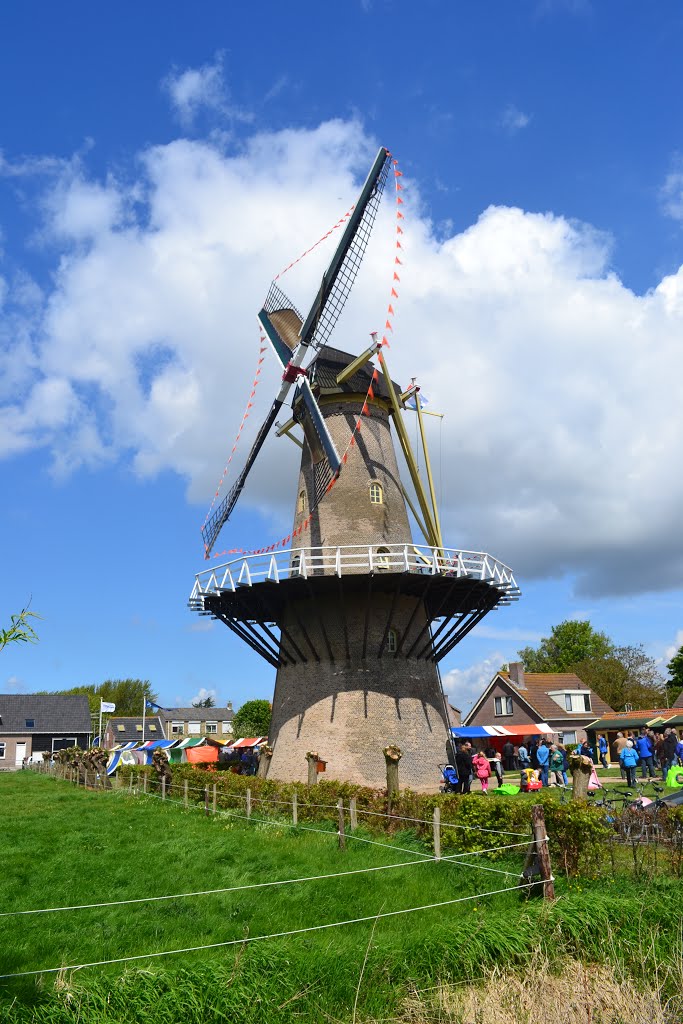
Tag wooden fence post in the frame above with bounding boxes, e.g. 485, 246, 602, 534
292, 791, 298, 826
338, 798, 346, 851
204, 787, 209, 817
306, 752, 318, 786
184, 780, 189, 808
384, 745, 402, 799
212, 783, 217, 815
161, 776, 166, 801
143, 774, 148, 795
532, 804, 555, 899
531, 805, 555, 899
246, 788, 252, 819
349, 796, 357, 831
433, 806, 441, 861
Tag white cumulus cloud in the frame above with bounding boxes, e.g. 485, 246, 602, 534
1, 119, 683, 598
500, 104, 531, 134
163, 55, 252, 128
442, 653, 506, 715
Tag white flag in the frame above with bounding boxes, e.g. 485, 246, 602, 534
100, 701, 116, 713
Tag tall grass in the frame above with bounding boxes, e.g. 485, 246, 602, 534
1, 772, 681, 1024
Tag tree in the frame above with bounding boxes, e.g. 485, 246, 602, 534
192, 696, 216, 708
232, 699, 271, 738
571, 645, 666, 712
1, 605, 41, 652
517, 620, 614, 672
666, 645, 683, 706
40, 679, 158, 717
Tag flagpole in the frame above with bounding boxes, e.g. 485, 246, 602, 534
98, 702, 103, 749
142, 695, 146, 743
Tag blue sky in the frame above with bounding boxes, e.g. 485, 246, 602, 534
1, 0, 682, 714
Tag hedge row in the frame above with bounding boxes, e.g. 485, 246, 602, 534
114, 762, 667, 876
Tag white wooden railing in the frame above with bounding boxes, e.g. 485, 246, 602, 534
190, 544, 518, 604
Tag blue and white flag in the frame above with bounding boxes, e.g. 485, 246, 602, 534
145, 699, 165, 712
405, 391, 428, 411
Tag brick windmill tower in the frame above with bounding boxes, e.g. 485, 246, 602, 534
191, 148, 519, 790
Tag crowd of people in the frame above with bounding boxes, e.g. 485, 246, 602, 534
449, 727, 683, 794
613, 727, 683, 787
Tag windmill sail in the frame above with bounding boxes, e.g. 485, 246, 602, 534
202, 399, 282, 556
202, 147, 390, 556
299, 147, 391, 352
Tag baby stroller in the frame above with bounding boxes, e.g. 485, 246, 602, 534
439, 764, 459, 794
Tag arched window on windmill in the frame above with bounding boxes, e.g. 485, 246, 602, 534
369, 481, 383, 505
298, 489, 307, 514
387, 628, 398, 653
376, 546, 391, 571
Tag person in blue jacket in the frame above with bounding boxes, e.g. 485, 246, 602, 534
536, 740, 550, 787
597, 734, 609, 770
620, 739, 639, 787
635, 730, 655, 778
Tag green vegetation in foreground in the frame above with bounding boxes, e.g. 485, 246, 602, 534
1, 773, 682, 1024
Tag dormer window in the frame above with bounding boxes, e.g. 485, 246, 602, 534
550, 691, 592, 713
25, 719, 35, 729
369, 482, 383, 505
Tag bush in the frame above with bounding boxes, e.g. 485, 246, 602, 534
117, 763, 622, 876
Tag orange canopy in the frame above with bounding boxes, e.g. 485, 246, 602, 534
185, 745, 219, 763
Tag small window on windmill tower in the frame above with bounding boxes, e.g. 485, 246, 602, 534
376, 546, 391, 571
369, 482, 383, 505
387, 628, 398, 653
298, 490, 307, 514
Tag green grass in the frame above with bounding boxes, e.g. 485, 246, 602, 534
1, 773, 682, 1024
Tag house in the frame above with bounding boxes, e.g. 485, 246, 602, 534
587, 707, 683, 759
446, 703, 461, 728
102, 716, 165, 748
102, 705, 236, 747
0, 694, 91, 769
463, 662, 615, 747
159, 705, 234, 740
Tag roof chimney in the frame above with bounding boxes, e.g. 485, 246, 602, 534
508, 662, 526, 689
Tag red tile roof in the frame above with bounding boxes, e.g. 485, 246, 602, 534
498, 671, 615, 721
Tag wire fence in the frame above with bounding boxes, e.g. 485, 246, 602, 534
2, 764, 556, 979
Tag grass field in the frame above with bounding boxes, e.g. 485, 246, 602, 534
1, 772, 682, 1023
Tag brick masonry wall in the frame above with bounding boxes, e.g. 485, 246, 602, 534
292, 398, 413, 554
268, 589, 451, 791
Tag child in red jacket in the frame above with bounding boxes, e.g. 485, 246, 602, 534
472, 751, 492, 794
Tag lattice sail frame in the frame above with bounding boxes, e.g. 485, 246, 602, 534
202, 148, 392, 557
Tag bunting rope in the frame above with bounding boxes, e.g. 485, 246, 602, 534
273, 205, 355, 282
205, 153, 406, 561
201, 331, 268, 529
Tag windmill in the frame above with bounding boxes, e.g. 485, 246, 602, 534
191, 148, 520, 790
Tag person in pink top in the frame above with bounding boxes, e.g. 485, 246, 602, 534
472, 750, 492, 794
